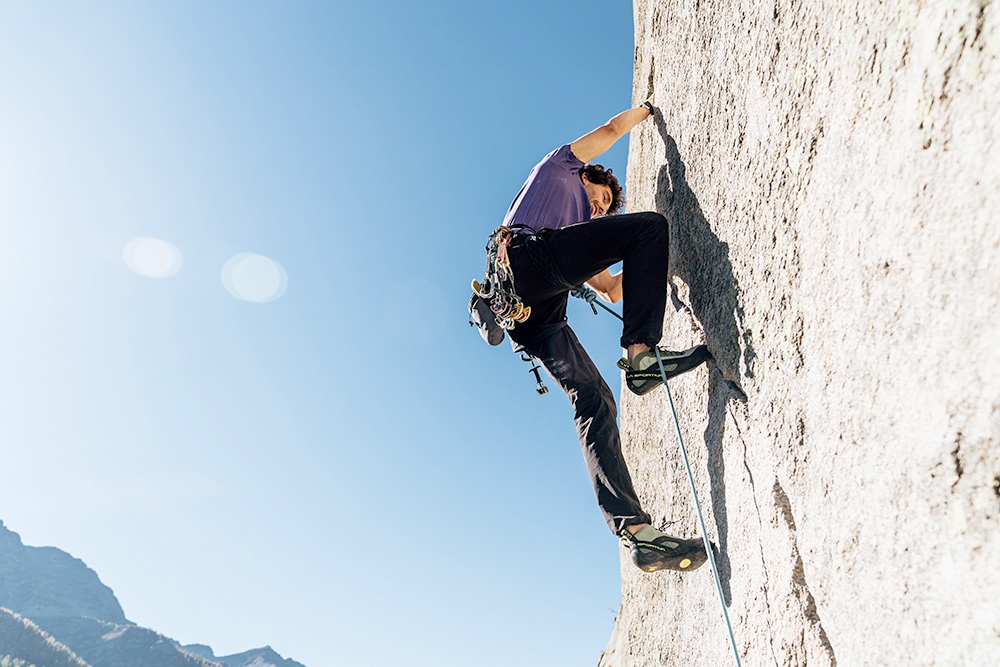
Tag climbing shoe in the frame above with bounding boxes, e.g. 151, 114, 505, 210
618, 345, 712, 396
621, 526, 708, 573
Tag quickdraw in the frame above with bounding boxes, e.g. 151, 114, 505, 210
471, 226, 531, 329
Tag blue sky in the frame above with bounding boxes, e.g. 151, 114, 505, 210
0, 2, 639, 665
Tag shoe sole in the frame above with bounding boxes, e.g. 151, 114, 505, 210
628, 535, 710, 573
625, 345, 712, 396
632, 546, 709, 573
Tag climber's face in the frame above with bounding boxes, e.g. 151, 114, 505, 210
581, 174, 613, 217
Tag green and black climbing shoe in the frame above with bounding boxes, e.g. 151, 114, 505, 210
621, 526, 708, 573
618, 345, 712, 396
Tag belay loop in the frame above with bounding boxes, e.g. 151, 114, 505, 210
472, 226, 531, 330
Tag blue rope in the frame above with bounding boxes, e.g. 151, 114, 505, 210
569, 287, 743, 665
570, 285, 742, 667
654, 347, 742, 667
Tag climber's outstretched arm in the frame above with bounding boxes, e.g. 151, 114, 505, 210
570, 102, 654, 164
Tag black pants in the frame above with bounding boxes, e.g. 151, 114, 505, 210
507, 211, 669, 534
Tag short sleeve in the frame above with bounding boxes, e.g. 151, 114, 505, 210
544, 144, 585, 174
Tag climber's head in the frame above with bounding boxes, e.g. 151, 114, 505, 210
579, 164, 623, 217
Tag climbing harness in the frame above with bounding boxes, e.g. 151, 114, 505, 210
574, 291, 743, 667
469, 226, 550, 395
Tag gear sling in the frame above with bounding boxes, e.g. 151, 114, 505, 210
468, 224, 552, 394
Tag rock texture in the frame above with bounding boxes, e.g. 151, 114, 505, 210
603, 1, 1000, 665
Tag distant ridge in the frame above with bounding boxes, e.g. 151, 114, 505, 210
0, 521, 126, 624
31, 617, 224, 667
183, 644, 307, 667
0, 520, 305, 667
0, 607, 92, 667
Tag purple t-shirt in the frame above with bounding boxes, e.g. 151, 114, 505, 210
503, 144, 590, 233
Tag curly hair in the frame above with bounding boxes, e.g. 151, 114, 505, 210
579, 164, 623, 215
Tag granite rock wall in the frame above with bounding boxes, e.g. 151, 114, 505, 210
601, 1, 1000, 665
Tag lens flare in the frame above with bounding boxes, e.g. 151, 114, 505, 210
221, 253, 288, 303
123, 237, 183, 278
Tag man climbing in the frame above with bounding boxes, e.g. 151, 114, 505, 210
500, 100, 712, 573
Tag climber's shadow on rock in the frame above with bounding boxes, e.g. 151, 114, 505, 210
653, 115, 753, 604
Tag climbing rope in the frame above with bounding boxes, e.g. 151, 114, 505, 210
570, 288, 743, 667
653, 348, 743, 667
